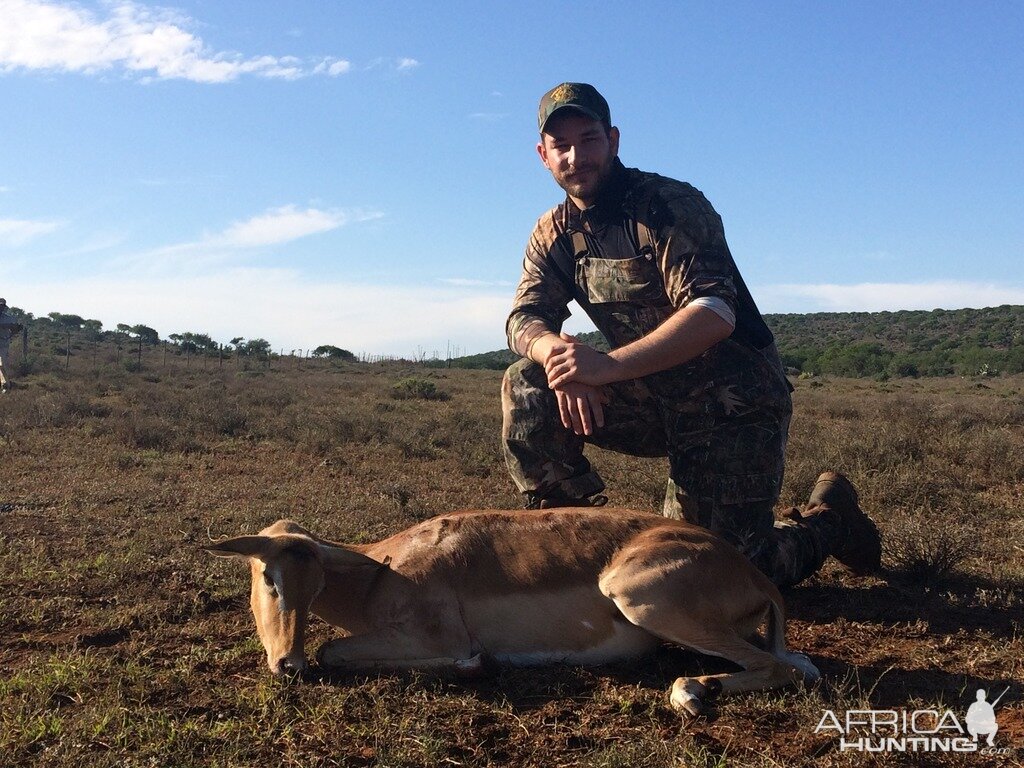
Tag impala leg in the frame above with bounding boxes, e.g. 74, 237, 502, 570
600, 535, 816, 717
664, 636, 804, 716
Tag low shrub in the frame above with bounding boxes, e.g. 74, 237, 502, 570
886, 508, 978, 584
390, 377, 450, 401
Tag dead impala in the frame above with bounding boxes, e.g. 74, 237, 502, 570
207, 507, 819, 715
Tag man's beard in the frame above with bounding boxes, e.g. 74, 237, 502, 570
555, 154, 614, 204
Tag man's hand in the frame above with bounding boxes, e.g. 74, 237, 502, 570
545, 335, 623, 389
527, 333, 608, 435
554, 381, 609, 436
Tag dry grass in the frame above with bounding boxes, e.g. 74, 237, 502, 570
1, 362, 1022, 766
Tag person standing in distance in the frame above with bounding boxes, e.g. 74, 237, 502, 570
502, 82, 881, 587
0, 298, 24, 393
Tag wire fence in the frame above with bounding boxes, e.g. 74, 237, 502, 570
6, 329, 465, 378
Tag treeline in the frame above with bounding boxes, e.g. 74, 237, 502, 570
447, 305, 1024, 378
3, 308, 356, 361
768, 305, 1024, 377
9, 304, 1024, 378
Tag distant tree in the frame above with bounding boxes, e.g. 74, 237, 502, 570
230, 336, 245, 349
312, 345, 356, 361
819, 342, 892, 377
170, 331, 217, 353
238, 338, 271, 357
888, 356, 920, 378
48, 312, 86, 329
128, 324, 160, 345
78, 318, 104, 341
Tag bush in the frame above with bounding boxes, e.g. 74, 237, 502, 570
312, 345, 356, 361
390, 377, 450, 401
886, 510, 978, 585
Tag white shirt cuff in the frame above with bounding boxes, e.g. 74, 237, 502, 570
690, 296, 736, 330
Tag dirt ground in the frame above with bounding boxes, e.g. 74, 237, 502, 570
1, 362, 1021, 766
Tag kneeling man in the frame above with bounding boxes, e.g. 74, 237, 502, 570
502, 82, 880, 588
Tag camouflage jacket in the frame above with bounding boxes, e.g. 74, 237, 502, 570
0, 310, 21, 344
507, 159, 790, 414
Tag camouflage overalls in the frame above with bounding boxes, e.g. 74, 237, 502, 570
0, 308, 20, 392
503, 159, 840, 588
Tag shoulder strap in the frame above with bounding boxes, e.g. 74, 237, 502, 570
570, 230, 588, 260
629, 183, 658, 257
633, 220, 655, 256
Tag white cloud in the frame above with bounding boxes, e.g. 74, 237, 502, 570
0, 0, 354, 83
756, 280, 1024, 314
0, 185, 12, 193
469, 112, 508, 122
313, 57, 352, 77
368, 56, 421, 73
47, 231, 130, 258
111, 205, 384, 273
0, 217, 63, 246
2, 269, 511, 355
216, 205, 379, 248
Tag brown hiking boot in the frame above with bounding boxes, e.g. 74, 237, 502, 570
806, 471, 881, 575
527, 492, 609, 510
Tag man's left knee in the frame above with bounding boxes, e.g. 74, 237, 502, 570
664, 476, 777, 550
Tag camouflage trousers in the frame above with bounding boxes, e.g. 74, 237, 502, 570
501, 358, 842, 588
0, 342, 9, 389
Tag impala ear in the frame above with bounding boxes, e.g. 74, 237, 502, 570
204, 535, 272, 560
317, 542, 384, 571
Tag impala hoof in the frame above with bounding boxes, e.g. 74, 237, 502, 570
784, 652, 821, 683
670, 678, 709, 717
703, 677, 723, 699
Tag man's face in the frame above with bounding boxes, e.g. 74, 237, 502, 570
537, 110, 620, 208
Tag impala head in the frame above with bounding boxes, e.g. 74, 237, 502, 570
206, 521, 325, 676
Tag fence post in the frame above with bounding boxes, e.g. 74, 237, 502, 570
137, 337, 143, 370
66, 330, 71, 370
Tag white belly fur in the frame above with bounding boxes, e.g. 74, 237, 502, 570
493, 619, 659, 666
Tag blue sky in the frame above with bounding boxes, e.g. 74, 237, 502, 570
1, 0, 1022, 356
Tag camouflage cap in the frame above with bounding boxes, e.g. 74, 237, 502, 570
538, 82, 610, 133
